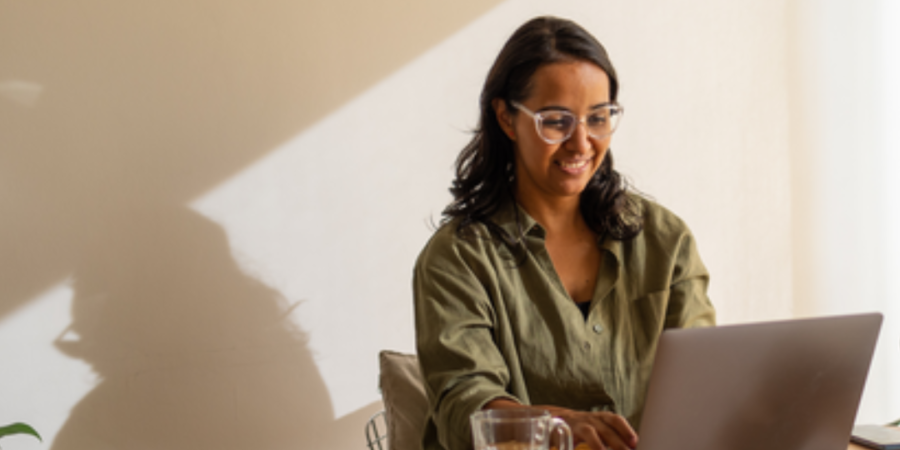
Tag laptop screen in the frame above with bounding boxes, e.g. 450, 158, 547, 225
637, 313, 882, 450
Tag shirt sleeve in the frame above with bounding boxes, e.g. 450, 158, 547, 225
664, 225, 716, 330
413, 227, 521, 450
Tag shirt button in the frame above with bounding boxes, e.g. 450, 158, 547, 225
593, 324, 603, 334
583, 341, 592, 350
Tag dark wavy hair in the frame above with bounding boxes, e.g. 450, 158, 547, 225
442, 16, 643, 242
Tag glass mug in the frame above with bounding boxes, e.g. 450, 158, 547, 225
470, 408, 573, 450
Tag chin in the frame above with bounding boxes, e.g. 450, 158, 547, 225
556, 183, 590, 198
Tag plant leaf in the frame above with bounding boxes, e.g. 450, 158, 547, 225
0, 423, 42, 441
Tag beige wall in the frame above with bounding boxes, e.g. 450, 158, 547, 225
0, 1, 504, 448
2, 0, 893, 449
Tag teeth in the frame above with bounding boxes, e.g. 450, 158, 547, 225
560, 160, 588, 169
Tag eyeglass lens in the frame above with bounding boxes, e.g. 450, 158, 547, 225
538, 108, 620, 143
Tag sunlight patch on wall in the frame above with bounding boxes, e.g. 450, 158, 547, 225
0, 280, 95, 448
189, 0, 532, 419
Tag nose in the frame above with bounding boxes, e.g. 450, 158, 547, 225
564, 119, 592, 153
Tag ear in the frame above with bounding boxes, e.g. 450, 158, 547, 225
492, 98, 517, 142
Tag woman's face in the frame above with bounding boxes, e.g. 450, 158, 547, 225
496, 60, 613, 206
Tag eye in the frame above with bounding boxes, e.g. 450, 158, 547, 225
587, 111, 609, 127
541, 113, 574, 130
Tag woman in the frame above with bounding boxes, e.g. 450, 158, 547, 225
413, 16, 715, 450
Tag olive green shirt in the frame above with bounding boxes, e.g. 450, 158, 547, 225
413, 196, 715, 450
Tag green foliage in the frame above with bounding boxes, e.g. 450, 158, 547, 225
0, 423, 41, 443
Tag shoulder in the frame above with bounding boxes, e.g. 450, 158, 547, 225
615, 194, 702, 269
630, 194, 694, 243
412, 219, 509, 309
630, 194, 707, 273
415, 219, 498, 273
612, 194, 708, 291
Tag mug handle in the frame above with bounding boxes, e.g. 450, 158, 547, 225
550, 417, 573, 450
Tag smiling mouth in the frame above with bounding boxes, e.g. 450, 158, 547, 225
558, 159, 590, 170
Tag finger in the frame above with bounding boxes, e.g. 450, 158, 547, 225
598, 414, 638, 449
593, 424, 629, 450
589, 415, 637, 450
572, 422, 606, 450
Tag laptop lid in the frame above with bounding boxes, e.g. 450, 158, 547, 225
637, 313, 883, 450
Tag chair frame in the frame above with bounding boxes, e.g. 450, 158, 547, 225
365, 410, 388, 450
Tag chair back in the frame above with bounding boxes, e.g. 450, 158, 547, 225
375, 350, 428, 450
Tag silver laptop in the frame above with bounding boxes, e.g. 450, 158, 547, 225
638, 313, 882, 450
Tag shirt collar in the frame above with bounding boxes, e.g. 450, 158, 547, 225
599, 232, 624, 266
487, 201, 626, 265
487, 200, 543, 240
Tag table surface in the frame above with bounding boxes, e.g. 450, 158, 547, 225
847, 425, 900, 450
567, 440, 869, 449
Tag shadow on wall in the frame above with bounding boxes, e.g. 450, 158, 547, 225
0, 0, 502, 447
51, 206, 376, 449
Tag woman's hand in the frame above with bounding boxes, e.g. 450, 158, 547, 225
483, 399, 638, 450
552, 408, 637, 450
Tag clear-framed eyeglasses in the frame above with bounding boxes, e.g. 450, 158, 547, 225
510, 100, 624, 145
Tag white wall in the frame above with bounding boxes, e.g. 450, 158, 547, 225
0, 1, 894, 449
789, 0, 900, 425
